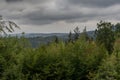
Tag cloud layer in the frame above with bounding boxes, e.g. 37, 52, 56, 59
0, 0, 120, 33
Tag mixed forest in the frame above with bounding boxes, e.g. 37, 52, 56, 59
0, 16, 120, 80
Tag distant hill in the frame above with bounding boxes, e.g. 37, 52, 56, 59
8, 31, 95, 47
87, 31, 95, 39
9, 31, 95, 38
9, 33, 68, 38
26, 33, 69, 47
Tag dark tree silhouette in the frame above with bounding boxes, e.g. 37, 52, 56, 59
115, 23, 120, 38
80, 26, 89, 41
0, 15, 20, 35
68, 30, 73, 42
74, 27, 80, 40
95, 21, 115, 54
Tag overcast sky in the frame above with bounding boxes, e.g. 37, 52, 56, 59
0, 0, 120, 33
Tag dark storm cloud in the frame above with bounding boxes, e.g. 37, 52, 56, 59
5, 0, 23, 3
0, 0, 120, 26
64, 0, 120, 7
22, 10, 84, 25
21, 8, 100, 25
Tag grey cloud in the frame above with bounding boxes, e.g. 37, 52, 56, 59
0, 0, 120, 26
20, 1, 120, 25
5, 0, 52, 4
25, 11, 82, 21
5, 0, 23, 3
64, 0, 120, 7
23, 12, 93, 25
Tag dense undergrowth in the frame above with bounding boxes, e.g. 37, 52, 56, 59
0, 36, 119, 80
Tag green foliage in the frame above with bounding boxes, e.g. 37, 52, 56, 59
0, 55, 6, 77
95, 21, 115, 54
1, 21, 120, 79
68, 31, 73, 42
80, 26, 90, 41
92, 38, 120, 80
93, 53, 120, 80
115, 23, 120, 38
0, 35, 108, 80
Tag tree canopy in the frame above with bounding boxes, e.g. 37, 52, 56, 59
95, 21, 115, 54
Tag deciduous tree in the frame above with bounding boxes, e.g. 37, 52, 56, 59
95, 21, 115, 54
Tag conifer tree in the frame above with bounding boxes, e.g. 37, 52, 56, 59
68, 31, 73, 42
74, 27, 80, 40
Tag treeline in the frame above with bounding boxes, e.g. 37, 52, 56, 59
0, 21, 120, 80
